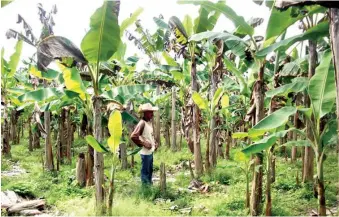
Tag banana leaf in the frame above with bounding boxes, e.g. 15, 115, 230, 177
81, 1, 121, 63
309, 50, 335, 120
37, 36, 87, 71
257, 21, 329, 57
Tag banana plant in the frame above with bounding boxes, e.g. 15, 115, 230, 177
192, 87, 229, 171
1, 40, 23, 155
167, 2, 222, 176
78, 1, 121, 214
240, 50, 336, 216
84, 110, 122, 215
224, 151, 253, 210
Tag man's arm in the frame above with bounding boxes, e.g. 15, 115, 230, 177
130, 120, 152, 149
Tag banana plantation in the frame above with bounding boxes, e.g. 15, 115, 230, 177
1, 0, 339, 216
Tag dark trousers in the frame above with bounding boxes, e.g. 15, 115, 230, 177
141, 154, 153, 184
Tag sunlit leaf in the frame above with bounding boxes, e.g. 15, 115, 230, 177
212, 87, 223, 109
192, 91, 208, 110
58, 63, 86, 100
221, 95, 229, 108
107, 110, 123, 152
232, 132, 248, 139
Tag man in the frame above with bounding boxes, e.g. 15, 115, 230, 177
130, 103, 159, 185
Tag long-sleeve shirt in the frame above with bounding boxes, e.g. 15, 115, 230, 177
130, 120, 155, 155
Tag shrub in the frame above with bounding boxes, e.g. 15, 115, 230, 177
7, 182, 35, 198
203, 168, 232, 185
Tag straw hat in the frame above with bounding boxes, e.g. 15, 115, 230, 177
138, 103, 158, 113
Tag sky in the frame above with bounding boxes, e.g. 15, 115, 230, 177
0, 0, 276, 69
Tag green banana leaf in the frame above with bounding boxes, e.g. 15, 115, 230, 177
153, 16, 169, 29
29, 65, 61, 81
162, 52, 178, 66
249, 106, 297, 137
242, 129, 296, 155
280, 58, 308, 77
8, 40, 23, 78
180, 1, 254, 36
264, 5, 325, 46
18, 87, 63, 102
308, 50, 335, 120
85, 135, 109, 153
120, 7, 144, 37
1, 0, 14, 7
1, 48, 6, 77
81, 1, 121, 62
121, 111, 138, 125
321, 120, 337, 146
127, 147, 142, 156
194, 4, 221, 34
102, 84, 155, 104
223, 57, 249, 96
257, 21, 329, 57
182, 15, 193, 37
266, 77, 308, 98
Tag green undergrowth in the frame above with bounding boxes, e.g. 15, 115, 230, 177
1, 134, 338, 216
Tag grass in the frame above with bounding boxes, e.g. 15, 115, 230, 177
1, 133, 338, 216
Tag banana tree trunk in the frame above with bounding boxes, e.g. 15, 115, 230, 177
56, 120, 61, 172
17, 120, 21, 144
66, 110, 72, 164
164, 123, 170, 148
28, 116, 33, 152
93, 96, 105, 215
329, 8, 339, 154
178, 124, 182, 151
291, 95, 300, 162
303, 40, 317, 183
119, 143, 128, 170
171, 86, 177, 152
1, 106, 11, 155
33, 131, 40, 149
250, 64, 265, 216
44, 80, 54, 171
86, 145, 94, 186
76, 153, 86, 187
209, 72, 217, 168
155, 85, 161, 147
225, 131, 230, 160
86, 118, 94, 186
191, 56, 203, 177
44, 109, 54, 171
205, 128, 210, 173
265, 151, 272, 216
209, 117, 217, 167
21, 120, 24, 138
60, 109, 66, 163
107, 163, 115, 216
317, 151, 326, 216
10, 109, 18, 145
